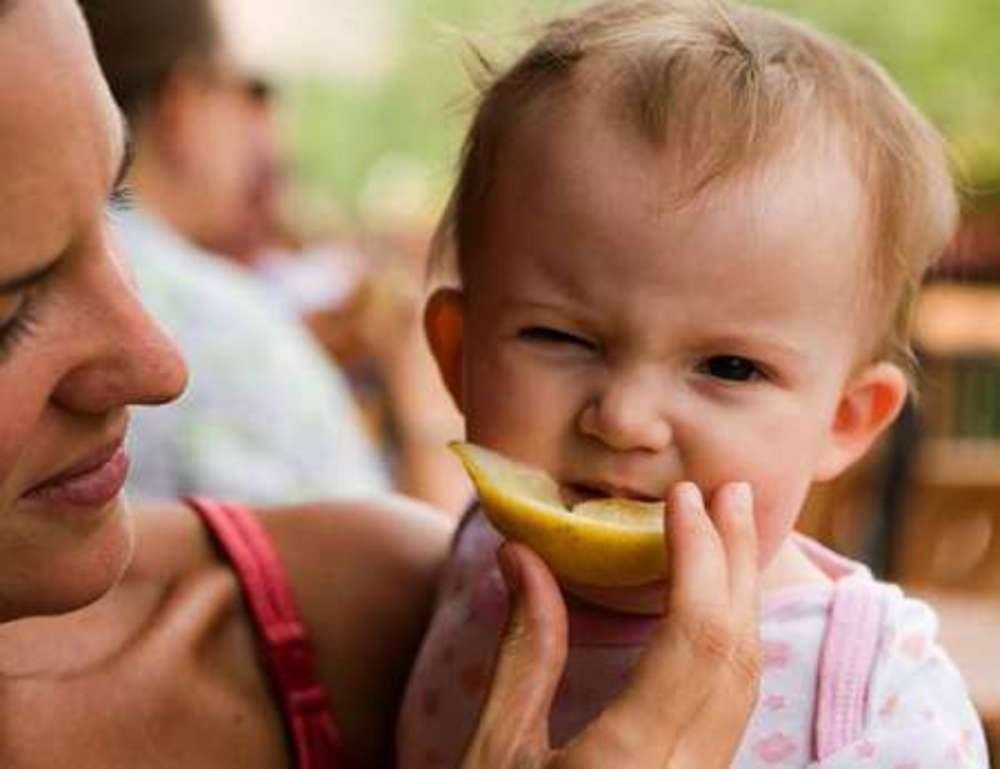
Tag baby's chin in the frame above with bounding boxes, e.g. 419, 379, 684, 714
563, 578, 668, 615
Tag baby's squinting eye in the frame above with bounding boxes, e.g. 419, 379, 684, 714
701, 355, 764, 383
517, 326, 597, 351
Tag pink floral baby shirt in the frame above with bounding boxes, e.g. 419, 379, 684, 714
398, 508, 989, 768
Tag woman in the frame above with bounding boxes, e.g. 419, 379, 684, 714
0, 2, 762, 767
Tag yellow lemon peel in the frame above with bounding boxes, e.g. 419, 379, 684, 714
450, 442, 667, 588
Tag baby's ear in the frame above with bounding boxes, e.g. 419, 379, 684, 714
814, 361, 909, 482
424, 288, 466, 413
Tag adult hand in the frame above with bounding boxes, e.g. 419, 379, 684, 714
461, 481, 761, 769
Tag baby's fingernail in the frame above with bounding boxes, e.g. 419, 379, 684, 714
497, 543, 521, 593
731, 482, 753, 513
674, 482, 702, 510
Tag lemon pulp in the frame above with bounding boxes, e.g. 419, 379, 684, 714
450, 442, 667, 588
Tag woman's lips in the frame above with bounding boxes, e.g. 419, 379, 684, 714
24, 442, 130, 508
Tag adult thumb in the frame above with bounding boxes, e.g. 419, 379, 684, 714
462, 543, 569, 768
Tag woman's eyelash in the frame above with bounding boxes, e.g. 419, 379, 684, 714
0, 297, 41, 360
108, 183, 135, 210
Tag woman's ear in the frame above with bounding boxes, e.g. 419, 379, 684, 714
814, 361, 909, 482
424, 288, 466, 413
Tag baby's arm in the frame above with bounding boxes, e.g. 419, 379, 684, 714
810, 594, 988, 768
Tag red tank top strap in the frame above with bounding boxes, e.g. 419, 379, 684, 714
186, 497, 350, 769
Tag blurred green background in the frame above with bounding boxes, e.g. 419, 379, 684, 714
278, 0, 1000, 230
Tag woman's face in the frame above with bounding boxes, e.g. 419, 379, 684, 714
0, 1, 187, 622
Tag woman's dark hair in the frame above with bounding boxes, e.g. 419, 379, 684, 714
79, 0, 221, 120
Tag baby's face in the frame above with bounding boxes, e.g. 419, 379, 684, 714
430, 101, 904, 592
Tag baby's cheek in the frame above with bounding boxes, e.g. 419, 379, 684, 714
750, 481, 811, 569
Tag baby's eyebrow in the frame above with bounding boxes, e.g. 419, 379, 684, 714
706, 332, 806, 362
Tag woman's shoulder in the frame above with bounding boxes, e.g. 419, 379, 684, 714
128, 494, 454, 593
131, 495, 455, 764
126, 501, 218, 581
265, 495, 454, 761
261, 493, 454, 594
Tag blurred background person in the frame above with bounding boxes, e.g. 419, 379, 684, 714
80, 0, 392, 504
82, 0, 471, 514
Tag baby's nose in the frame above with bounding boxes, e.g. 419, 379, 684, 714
577, 370, 673, 453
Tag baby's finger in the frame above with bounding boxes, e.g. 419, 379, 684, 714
461, 543, 567, 768
709, 482, 760, 623
665, 482, 730, 619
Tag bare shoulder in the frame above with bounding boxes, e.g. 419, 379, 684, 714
261, 494, 455, 652
126, 501, 218, 582
260, 494, 456, 764
124, 496, 457, 764
261, 493, 454, 578
261, 494, 455, 666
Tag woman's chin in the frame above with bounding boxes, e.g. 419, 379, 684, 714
564, 579, 667, 615
0, 495, 135, 621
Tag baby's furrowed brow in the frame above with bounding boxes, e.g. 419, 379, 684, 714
701, 331, 807, 363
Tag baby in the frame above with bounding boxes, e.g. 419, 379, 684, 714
399, 1, 988, 766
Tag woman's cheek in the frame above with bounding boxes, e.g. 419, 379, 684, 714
0, 383, 43, 502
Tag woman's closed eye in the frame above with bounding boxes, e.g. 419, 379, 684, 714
517, 326, 598, 351
0, 253, 62, 362
0, 293, 41, 360
105, 183, 135, 223
699, 355, 766, 383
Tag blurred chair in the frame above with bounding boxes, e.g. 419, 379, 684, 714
803, 281, 1000, 761
892, 442, 1000, 756
915, 283, 1000, 440
892, 441, 1000, 590
904, 282, 1000, 763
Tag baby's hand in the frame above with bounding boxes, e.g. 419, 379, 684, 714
460, 482, 761, 769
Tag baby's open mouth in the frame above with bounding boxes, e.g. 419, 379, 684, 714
450, 443, 668, 588
560, 482, 661, 508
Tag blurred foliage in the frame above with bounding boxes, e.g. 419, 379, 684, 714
760, 0, 1000, 194
280, 0, 1000, 228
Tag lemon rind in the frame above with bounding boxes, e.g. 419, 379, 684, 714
450, 442, 667, 587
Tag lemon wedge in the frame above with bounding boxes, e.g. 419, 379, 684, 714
451, 442, 667, 587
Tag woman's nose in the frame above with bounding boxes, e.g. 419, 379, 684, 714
51, 238, 188, 414
577, 368, 673, 453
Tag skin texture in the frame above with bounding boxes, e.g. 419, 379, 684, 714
462, 483, 763, 769
0, 3, 793, 766
0, 0, 187, 620
0, 3, 452, 765
426, 86, 909, 611
0, 498, 451, 768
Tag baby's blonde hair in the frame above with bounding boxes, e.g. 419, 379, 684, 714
432, 0, 958, 374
